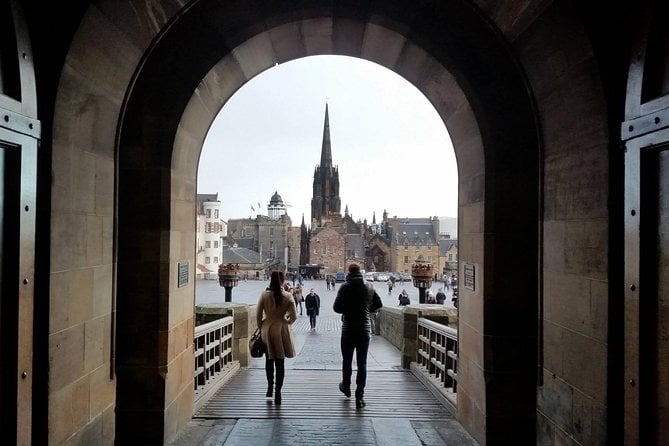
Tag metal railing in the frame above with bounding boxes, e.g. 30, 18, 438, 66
194, 316, 234, 395
416, 317, 458, 403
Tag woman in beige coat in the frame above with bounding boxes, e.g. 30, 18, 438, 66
257, 271, 297, 405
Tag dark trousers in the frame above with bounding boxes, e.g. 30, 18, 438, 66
265, 357, 285, 391
340, 331, 371, 397
309, 313, 317, 328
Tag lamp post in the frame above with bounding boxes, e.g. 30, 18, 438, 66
411, 256, 434, 304
218, 263, 240, 302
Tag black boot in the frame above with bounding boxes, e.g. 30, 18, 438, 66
355, 389, 365, 409
265, 358, 274, 398
275, 359, 285, 405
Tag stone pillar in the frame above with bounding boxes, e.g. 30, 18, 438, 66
195, 303, 257, 367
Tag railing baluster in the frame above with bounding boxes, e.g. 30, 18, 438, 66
193, 316, 234, 393
416, 317, 458, 406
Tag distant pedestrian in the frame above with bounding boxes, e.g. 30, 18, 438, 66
334, 264, 383, 409
305, 288, 321, 330
330, 277, 336, 290
452, 285, 459, 308
256, 271, 297, 405
426, 290, 437, 304
292, 285, 303, 315
398, 290, 410, 306
326, 277, 331, 291
387, 279, 393, 295
435, 288, 446, 304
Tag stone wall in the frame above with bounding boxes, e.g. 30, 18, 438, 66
378, 307, 404, 349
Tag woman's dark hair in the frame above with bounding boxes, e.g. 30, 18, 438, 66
269, 271, 285, 307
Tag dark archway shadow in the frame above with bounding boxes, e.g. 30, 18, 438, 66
114, 1, 539, 443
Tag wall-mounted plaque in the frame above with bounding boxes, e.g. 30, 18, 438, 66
464, 263, 475, 291
178, 262, 189, 288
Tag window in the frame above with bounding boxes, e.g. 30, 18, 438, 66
270, 228, 274, 236
404, 256, 409, 264
214, 241, 219, 248
427, 256, 432, 262
322, 247, 326, 255
205, 257, 210, 264
206, 209, 211, 218
214, 209, 219, 218
214, 257, 218, 263
404, 245, 408, 250
205, 241, 211, 248
449, 254, 453, 261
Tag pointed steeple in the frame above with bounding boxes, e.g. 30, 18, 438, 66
320, 103, 332, 167
344, 204, 349, 217
372, 211, 376, 224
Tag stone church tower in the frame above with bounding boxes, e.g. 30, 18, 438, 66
299, 214, 309, 266
310, 103, 341, 226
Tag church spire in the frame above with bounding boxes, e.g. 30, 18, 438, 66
320, 103, 332, 167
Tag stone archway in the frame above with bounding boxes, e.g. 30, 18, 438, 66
113, 1, 539, 443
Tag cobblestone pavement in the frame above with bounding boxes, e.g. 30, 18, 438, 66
173, 277, 475, 445
195, 277, 456, 312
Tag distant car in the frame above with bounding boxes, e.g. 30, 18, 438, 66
335, 272, 346, 282
376, 273, 389, 282
364, 272, 375, 282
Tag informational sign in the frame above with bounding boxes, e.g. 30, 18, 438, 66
464, 263, 475, 291
178, 262, 189, 288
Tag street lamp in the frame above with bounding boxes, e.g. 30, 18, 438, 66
218, 263, 240, 302
411, 255, 434, 304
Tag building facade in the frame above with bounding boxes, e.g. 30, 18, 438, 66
196, 193, 227, 279
384, 216, 440, 273
227, 192, 298, 272
438, 236, 458, 279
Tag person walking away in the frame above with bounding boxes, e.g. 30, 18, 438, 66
435, 288, 446, 305
292, 285, 304, 315
304, 288, 321, 330
257, 271, 297, 405
326, 276, 331, 291
398, 289, 410, 306
330, 276, 336, 290
333, 264, 383, 409
387, 279, 393, 295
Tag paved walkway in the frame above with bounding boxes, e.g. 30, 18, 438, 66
169, 280, 475, 445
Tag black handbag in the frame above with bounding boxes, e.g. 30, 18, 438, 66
249, 328, 266, 358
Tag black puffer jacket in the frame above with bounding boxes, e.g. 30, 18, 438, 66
333, 272, 383, 332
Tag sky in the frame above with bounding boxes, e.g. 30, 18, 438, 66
198, 55, 458, 225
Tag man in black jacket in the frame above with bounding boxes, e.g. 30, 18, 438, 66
333, 263, 383, 409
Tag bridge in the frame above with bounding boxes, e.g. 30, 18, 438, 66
171, 281, 475, 445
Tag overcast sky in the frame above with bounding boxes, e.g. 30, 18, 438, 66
198, 55, 458, 225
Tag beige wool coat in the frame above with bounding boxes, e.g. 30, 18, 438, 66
256, 290, 297, 359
